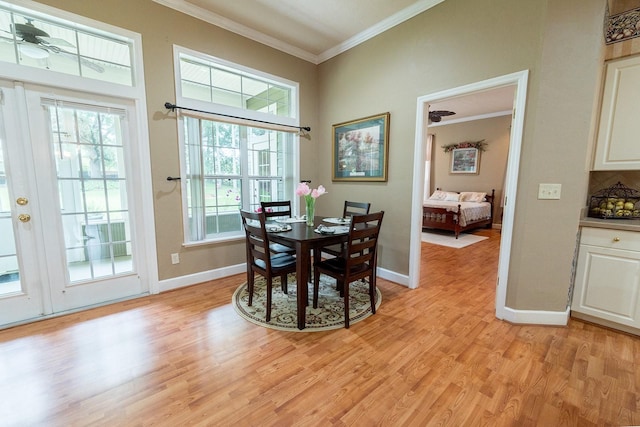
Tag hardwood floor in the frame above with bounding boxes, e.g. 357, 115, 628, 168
0, 229, 638, 426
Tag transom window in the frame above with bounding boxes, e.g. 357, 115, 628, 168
179, 52, 292, 118
175, 47, 299, 243
0, 0, 134, 86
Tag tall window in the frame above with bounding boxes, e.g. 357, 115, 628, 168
175, 47, 299, 243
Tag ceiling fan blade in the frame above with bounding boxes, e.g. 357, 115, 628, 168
18, 42, 49, 59
37, 36, 76, 49
80, 57, 105, 73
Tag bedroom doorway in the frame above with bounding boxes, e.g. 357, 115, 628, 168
409, 70, 529, 320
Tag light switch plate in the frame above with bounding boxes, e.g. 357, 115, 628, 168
538, 183, 561, 200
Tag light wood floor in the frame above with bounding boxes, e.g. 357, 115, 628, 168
0, 229, 638, 426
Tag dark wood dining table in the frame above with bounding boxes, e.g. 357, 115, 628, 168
267, 216, 349, 330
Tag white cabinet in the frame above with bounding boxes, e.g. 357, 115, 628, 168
593, 54, 640, 170
572, 227, 640, 330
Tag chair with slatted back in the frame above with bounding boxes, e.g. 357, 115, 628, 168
260, 201, 296, 255
313, 211, 384, 328
321, 200, 371, 258
261, 200, 292, 220
240, 209, 297, 322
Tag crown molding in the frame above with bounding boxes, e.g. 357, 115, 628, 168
152, 0, 317, 63
153, 0, 445, 64
317, 0, 445, 63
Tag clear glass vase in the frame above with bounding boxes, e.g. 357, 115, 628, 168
305, 197, 315, 227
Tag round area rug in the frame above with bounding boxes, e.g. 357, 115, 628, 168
232, 274, 381, 331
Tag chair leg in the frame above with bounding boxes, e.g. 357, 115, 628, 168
266, 277, 273, 322
248, 270, 254, 306
369, 275, 376, 315
313, 268, 320, 308
281, 274, 288, 294
344, 281, 350, 329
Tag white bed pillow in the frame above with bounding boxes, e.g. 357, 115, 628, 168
460, 191, 487, 202
429, 190, 447, 200
443, 192, 460, 202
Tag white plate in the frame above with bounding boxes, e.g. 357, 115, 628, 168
275, 217, 307, 223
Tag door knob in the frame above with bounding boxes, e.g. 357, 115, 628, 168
16, 197, 28, 206
18, 214, 31, 223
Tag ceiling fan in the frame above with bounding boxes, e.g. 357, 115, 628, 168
428, 110, 456, 123
9, 19, 104, 72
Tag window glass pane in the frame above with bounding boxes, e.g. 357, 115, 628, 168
212, 68, 241, 92
243, 77, 268, 97
0, 10, 16, 65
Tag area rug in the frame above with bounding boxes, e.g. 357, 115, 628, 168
232, 274, 381, 332
421, 230, 488, 248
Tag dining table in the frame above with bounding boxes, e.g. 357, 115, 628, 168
267, 216, 350, 330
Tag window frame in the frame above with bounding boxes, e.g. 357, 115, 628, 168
173, 45, 301, 245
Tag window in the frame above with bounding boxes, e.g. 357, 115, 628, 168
0, 1, 134, 86
175, 47, 299, 243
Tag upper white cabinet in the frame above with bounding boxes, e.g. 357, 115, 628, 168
594, 54, 640, 170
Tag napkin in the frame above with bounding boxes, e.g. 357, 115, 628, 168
323, 217, 351, 225
314, 225, 350, 234
265, 224, 292, 232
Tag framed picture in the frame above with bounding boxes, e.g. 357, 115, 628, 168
332, 112, 390, 181
450, 147, 480, 174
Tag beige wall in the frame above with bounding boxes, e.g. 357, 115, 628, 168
430, 115, 512, 222
317, 0, 606, 312
37, 0, 608, 314
38, 0, 319, 281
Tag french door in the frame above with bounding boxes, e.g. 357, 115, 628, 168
0, 80, 148, 326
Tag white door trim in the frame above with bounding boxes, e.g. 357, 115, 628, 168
409, 70, 529, 320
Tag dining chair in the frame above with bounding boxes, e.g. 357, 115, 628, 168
240, 209, 297, 322
321, 200, 372, 259
313, 211, 384, 328
260, 200, 296, 255
261, 200, 292, 219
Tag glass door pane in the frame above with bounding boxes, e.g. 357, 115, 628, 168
0, 147, 20, 295
48, 105, 134, 283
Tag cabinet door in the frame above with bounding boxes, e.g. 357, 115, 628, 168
572, 243, 640, 327
594, 55, 640, 170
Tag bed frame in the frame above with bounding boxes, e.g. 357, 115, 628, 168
422, 189, 495, 239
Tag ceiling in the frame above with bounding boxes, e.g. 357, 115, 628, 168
153, 0, 515, 124
153, 0, 445, 64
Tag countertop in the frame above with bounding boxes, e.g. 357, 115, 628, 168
580, 217, 640, 232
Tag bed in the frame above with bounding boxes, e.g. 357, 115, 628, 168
422, 189, 495, 239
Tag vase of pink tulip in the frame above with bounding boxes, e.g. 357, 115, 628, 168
295, 182, 327, 227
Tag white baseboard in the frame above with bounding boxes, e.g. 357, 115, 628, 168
501, 306, 569, 326
158, 263, 246, 293
157, 263, 410, 293
158, 264, 567, 328
377, 267, 409, 287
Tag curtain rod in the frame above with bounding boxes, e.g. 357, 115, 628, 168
164, 102, 310, 132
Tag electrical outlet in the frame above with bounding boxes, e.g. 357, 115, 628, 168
171, 253, 180, 264
538, 183, 561, 200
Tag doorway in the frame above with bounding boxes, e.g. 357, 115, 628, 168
0, 81, 150, 326
409, 70, 529, 319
